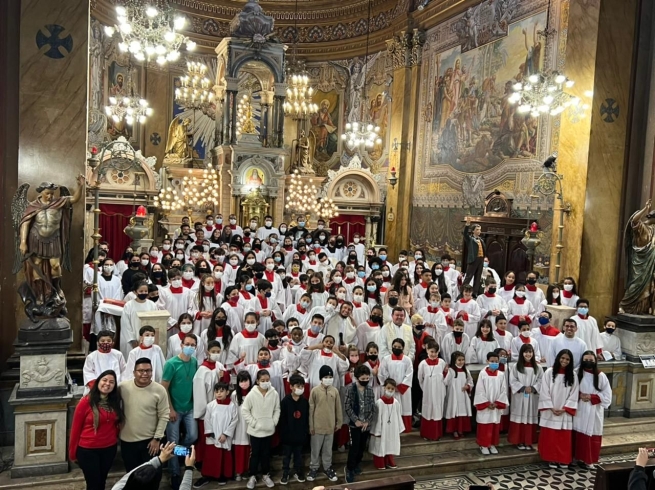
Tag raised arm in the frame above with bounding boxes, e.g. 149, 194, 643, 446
69, 174, 86, 204
632, 199, 652, 226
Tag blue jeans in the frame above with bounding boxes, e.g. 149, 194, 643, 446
165, 410, 197, 477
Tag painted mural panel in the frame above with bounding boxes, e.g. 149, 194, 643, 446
309, 90, 340, 162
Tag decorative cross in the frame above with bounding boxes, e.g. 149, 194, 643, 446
36, 25, 73, 59
600, 98, 619, 123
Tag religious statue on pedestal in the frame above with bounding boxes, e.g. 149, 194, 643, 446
164, 116, 192, 165
12, 176, 85, 334
294, 130, 315, 175
620, 198, 655, 314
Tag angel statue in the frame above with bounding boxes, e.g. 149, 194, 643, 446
620, 198, 655, 314
12, 176, 85, 328
164, 116, 192, 163
294, 130, 315, 175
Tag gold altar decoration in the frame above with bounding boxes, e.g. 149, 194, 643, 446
241, 188, 270, 224
237, 94, 256, 135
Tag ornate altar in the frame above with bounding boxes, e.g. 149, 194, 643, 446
241, 187, 270, 224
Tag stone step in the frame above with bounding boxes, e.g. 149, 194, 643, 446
601, 416, 655, 436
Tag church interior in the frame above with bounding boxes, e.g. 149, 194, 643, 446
2, 0, 655, 488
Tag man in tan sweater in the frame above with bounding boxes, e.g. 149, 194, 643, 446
307, 365, 342, 483
119, 357, 170, 475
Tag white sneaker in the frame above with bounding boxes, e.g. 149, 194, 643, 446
517, 444, 526, 450
247, 476, 257, 489
489, 446, 498, 454
480, 446, 490, 455
235, 474, 242, 482
262, 474, 275, 488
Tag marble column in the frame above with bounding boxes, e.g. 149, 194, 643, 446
17, 0, 90, 352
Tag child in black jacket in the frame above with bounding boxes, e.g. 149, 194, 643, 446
279, 374, 310, 484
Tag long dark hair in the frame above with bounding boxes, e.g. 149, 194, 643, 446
430, 264, 449, 296
235, 371, 252, 406
475, 319, 495, 341
578, 350, 601, 391
552, 349, 575, 387
88, 370, 124, 427
546, 284, 561, 305
449, 351, 468, 378
196, 273, 218, 312
516, 344, 537, 373
207, 307, 232, 348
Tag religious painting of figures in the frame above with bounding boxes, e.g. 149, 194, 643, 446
428, 11, 547, 173
245, 168, 265, 188
310, 90, 340, 162
365, 83, 390, 163
106, 61, 138, 141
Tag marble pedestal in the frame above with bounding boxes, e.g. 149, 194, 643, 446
138, 309, 170, 356
545, 304, 576, 329
610, 314, 655, 362
14, 331, 72, 398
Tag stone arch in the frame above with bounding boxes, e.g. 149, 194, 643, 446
229, 54, 284, 84
326, 169, 382, 211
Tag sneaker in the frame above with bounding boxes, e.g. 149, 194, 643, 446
480, 446, 491, 455
489, 446, 498, 455
294, 471, 306, 483
337, 445, 346, 453
235, 474, 242, 482
325, 468, 338, 482
247, 475, 257, 489
307, 469, 317, 482
386, 462, 398, 469
549, 462, 558, 469
193, 477, 212, 489
217, 477, 227, 486
354, 466, 362, 476
280, 473, 289, 485
517, 444, 526, 450
525, 445, 534, 451
583, 463, 596, 470
263, 474, 275, 488
345, 466, 355, 484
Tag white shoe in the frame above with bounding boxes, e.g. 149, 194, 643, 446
262, 474, 275, 488
489, 446, 498, 454
480, 446, 490, 455
235, 474, 242, 482
517, 444, 526, 450
247, 476, 257, 489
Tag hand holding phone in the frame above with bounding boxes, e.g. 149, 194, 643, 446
173, 445, 191, 457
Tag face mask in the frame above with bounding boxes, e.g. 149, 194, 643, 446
515, 291, 526, 298
370, 315, 382, 324
321, 377, 334, 386
149, 295, 159, 303
298, 221, 305, 227
202, 245, 210, 252
366, 285, 377, 293
392, 347, 403, 356
243, 246, 252, 252
483, 262, 489, 268
261, 262, 274, 272
103, 265, 114, 273
209, 353, 222, 362
152, 271, 164, 279
180, 323, 193, 334
229, 219, 237, 225
384, 389, 395, 398
488, 362, 499, 370
213, 271, 223, 280
191, 252, 200, 259
176, 254, 185, 260
323, 303, 335, 313
230, 259, 239, 266
239, 381, 250, 390
182, 345, 196, 356
182, 270, 195, 280
259, 359, 270, 367
388, 297, 399, 307
538, 317, 550, 326
353, 294, 364, 302
216, 218, 223, 224
279, 227, 287, 233
294, 387, 305, 396
171, 279, 182, 288
300, 301, 310, 309
336, 292, 346, 300
605, 328, 615, 334
98, 342, 112, 353
216, 319, 227, 326
310, 324, 322, 334
245, 323, 257, 333
379, 254, 387, 261
175, 243, 185, 249
143, 336, 156, 347
453, 331, 463, 338
162, 244, 171, 250
137, 293, 148, 300
563, 284, 574, 292
206, 220, 214, 226
130, 262, 141, 268
430, 301, 440, 308
308, 255, 316, 261
259, 381, 271, 390
552, 292, 560, 299
150, 250, 159, 257
520, 331, 531, 338
488, 287, 497, 294
141, 259, 150, 266
431, 269, 443, 277
352, 237, 360, 244
581, 361, 595, 370
318, 235, 326, 241
414, 324, 425, 331
322, 347, 332, 354
499, 357, 507, 364
382, 270, 389, 277
578, 307, 589, 316
201, 283, 214, 292
250, 222, 257, 229
268, 339, 279, 348
246, 259, 256, 266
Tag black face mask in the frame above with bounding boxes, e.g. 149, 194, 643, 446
581, 361, 595, 370
453, 331, 463, 338
268, 339, 279, 348
130, 262, 141, 269
527, 278, 537, 285
198, 268, 211, 274
162, 260, 172, 268
367, 354, 378, 362
488, 287, 497, 294
259, 359, 270, 367
149, 296, 159, 302
388, 297, 399, 307
392, 347, 403, 356
371, 315, 383, 324
137, 293, 148, 300
358, 379, 370, 387
153, 271, 164, 278
244, 232, 251, 237
414, 324, 425, 331
216, 319, 227, 326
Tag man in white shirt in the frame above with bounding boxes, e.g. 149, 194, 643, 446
599, 319, 622, 360
377, 307, 415, 361
256, 214, 279, 240
548, 318, 588, 369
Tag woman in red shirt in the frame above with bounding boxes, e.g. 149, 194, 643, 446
69, 369, 123, 490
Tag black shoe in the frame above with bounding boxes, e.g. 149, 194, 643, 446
325, 468, 338, 482
294, 471, 306, 483
280, 473, 289, 485
193, 477, 211, 489
354, 465, 362, 476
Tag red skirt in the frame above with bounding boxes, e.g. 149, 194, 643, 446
573, 432, 602, 464
202, 445, 234, 479
476, 422, 500, 447
373, 455, 397, 469
539, 427, 572, 464
196, 420, 207, 463
402, 415, 413, 433
233, 444, 251, 475
445, 416, 472, 434
420, 417, 443, 440
500, 414, 510, 432
271, 426, 280, 448
507, 422, 538, 446
337, 424, 350, 447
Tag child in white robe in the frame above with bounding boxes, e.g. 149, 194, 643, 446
560, 277, 580, 307
418, 341, 447, 441
230, 312, 267, 365
476, 279, 509, 328
369, 378, 404, 470
524, 271, 546, 311
572, 351, 612, 468
167, 313, 205, 360
531, 311, 561, 365
497, 271, 517, 304
222, 286, 245, 334
253, 280, 282, 335
494, 315, 513, 355
511, 321, 542, 362
508, 343, 543, 450
189, 275, 222, 336
283, 293, 312, 325
538, 349, 580, 468
82, 330, 126, 395
199, 309, 233, 366
354, 306, 383, 353
506, 286, 536, 337
231, 371, 253, 481
474, 351, 509, 455
124, 325, 166, 383
466, 319, 500, 364
235, 347, 286, 402
599, 319, 622, 360
300, 335, 349, 390
417, 293, 448, 343
160, 269, 192, 337
454, 285, 481, 339
441, 319, 470, 364
120, 281, 157, 359
379, 338, 413, 433
444, 351, 473, 439
350, 286, 370, 327
362, 342, 382, 399
572, 299, 604, 358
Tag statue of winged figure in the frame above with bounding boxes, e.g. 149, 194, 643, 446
12, 176, 85, 324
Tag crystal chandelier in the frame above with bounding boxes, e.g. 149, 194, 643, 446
315, 197, 339, 219
508, 71, 578, 117
105, 95, 152, 125
283, 71, 318, 119
104, 0, 196, 65
340, 0, 381, 149
285, 169, 318, 215
153, 166, 220, 212
175, 61, 215, 109
236, 93, 257, 136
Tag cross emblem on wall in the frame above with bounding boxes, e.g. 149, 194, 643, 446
35, 25, 73, 59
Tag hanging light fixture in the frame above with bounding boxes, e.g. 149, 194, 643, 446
104, 0, 196, 65
283, 0, 318, 120
285, 169, 318, 215
104, 63, 152, 125
153, 166, 220, 213
340, 0, 381, 149
508, 0, 577, 117
175, 61, 215, 109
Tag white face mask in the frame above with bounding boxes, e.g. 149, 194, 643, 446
521, 331, 531, 338
250, 222, 257, 229
203, 245, 210, 252
336, 292, 346, 300
266, 263, 275, 271
230, 259, 239, 266
346, 272, 355, 279
321, 377, 334, 386
162, 244, 171, 250
142, 336, 156, 347
175, 243, 185, 249
353, 238, 360, 244
183, 271, 194, 280
384, 389, 395, 398
259, 381, 271, 390
245, 323, 257, 333
209, 353, 222, 362
150, 250, 159, 257
323, 347, 332, 354
552, 292, 560, 299
280, 227, 287, 233
300, 301, 310, 309
141, 259, 149, 266
333, 276, 342, 284
171, 279, 182, 288
214, 271, 223, 280
294, 387, 305, 396
246, 259, 256, 265
382, 271, 390, 278
430, 301, 440, 308
230, 219, 237, 225
353, 294, 364, 302
563, 284, 574, 291
206, 220, 214, 226
103, 265, 114, 273
515, 291, 526, 298
434, 269, 443, 276
180, 323, 193, 334
325, 304, 335, 312
265, 220, 272, 227
176, 254, 185, 260
204, 284, 214, 292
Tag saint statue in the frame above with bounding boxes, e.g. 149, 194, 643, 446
164, 116, 192, 161
295, 130, 314, 174
620, 199, 655, 314
12, 176, 85, 325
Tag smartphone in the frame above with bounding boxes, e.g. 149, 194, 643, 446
173, 445, 190, 457
647, 448, 655, 458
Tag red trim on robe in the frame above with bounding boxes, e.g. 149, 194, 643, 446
539, 427, 573, 464
232, 444, 250, 475
508, 421, 538, 446
476, 422, 500, 447
573, 431, 602, 464
420, 418, 443, 440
